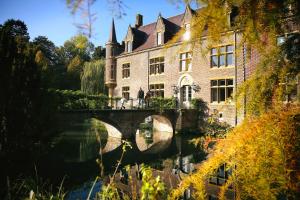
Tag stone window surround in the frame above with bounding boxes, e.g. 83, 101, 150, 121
210, 78, 234, 104
110, 65, 116, 80
149, 83, 164, 98
210, 44, 234, 68
149, 56, 165, 75
122, 86, 130, 100
122, 63, 130, 79
179, 52, 192, 72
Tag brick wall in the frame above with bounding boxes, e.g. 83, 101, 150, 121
114, 32, 250, 127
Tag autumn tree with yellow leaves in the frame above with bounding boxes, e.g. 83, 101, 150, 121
169, 0, 299, 199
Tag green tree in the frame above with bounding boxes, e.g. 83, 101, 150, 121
32, 36, 58, 66
92, 45, 105, 60
0, 19, 41, 153
58, 34, 94, 90
32, 36, 65, 88
81, 59, 106, 95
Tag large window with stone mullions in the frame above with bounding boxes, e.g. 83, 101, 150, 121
122, 63, 130, 78
211, 79, 234, 103
211, 45, 234, 68
122, 86, 130, 100
180, 52, 192, 71
149, 57, 164, 75
150, 84, 164, 98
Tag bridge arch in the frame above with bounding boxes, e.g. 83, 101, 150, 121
135, 115, 173, 153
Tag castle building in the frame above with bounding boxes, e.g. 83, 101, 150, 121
104, 5, 298, 126
104, 5, 249, 126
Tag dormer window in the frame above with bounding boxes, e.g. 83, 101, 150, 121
157, 32, 162, 46
183, 23, 191, 41
185, 23, 190, 31
127, 41, 132, 53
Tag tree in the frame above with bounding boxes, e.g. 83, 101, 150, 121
173, 0, 299, 115
58, 34, 94, 90
81, 59, 106, 95
32, 36, 65, 88
66, 0, 127, 38
66, 0, 96, 38
92, 46, 105, 60
0, 19, 41, 152
32, 36, 58, 66
168, 1, 299, 199
170, 107, 300, 199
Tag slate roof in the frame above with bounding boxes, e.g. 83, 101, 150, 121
121, 13, 185, 54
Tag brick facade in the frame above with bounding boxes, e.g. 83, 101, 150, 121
105, 7, 251, 127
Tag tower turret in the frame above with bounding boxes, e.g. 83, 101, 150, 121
105, 19, 118, 98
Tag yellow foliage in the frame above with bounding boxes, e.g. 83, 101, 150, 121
35, 50, 49, 70
169, 106, 300, 199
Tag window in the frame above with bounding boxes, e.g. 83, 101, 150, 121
210, 45, 234, 68
122, 63, 130, 78
185, 23, 190, 31
150, 84, 164, 98
122, 87, 130, 100
277, 33, 295, 46
182, 85, 192, 102
180, 52, 192, 71
127, 41, 132, 53
110, 65, 116, 80
211, 79, 234, 103
183, 23, 191, 41
150, 57, 164, 75
209, 164, 232, 186
157, 32, 162, 45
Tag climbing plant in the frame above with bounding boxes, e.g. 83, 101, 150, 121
169, 106, 300, 199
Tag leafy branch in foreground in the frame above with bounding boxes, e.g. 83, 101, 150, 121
169, 106, 300, 200
98, 140, 132, 200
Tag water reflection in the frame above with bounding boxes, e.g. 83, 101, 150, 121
43, 116, 206, 199
51, 118, 108, 163
136, 115, 173, 153
100, 122, 122, 154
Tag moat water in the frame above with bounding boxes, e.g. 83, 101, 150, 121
35, 118, 205, 199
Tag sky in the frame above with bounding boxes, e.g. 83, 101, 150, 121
0, 0, 199, 47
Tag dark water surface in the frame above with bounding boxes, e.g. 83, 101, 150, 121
34, 118, 205, 199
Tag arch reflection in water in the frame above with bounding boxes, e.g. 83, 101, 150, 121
136, 115, 173, 153
100, 122, 122, 154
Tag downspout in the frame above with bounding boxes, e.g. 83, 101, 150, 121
234, 31, 238, 125
147, 51, 150, 90
243, 43, 246, 118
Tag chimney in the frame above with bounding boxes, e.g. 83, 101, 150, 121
135, 14, 143, 28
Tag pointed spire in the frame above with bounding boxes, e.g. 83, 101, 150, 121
108, 18, 117, 43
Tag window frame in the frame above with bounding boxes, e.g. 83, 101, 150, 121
210, 79, 234, 103
157, 32, 162, 46
122, 86, 130, 100
122, 63, 130, 79
149, 83, 164, 98
127, 41, 132, 53
149, 57, 164, 75
210, 44, 234, 68
110, 65, 116, 80
179, 52, 192, 72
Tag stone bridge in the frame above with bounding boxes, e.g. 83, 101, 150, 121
58, 109, 199, 139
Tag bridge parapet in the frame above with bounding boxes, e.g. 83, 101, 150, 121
59, 109, 199, 139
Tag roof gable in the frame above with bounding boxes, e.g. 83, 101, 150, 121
182, 5, 194, 26
124, 25, 134, 41
155, 14, 166, 32
120, 11, 187, 54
